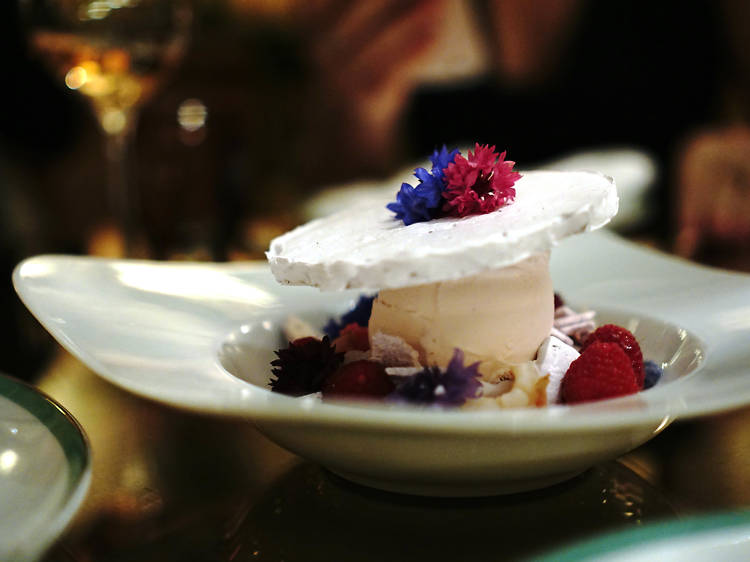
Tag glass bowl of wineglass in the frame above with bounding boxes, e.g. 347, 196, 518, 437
21, 0, 192, 256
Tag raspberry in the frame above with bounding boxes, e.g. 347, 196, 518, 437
321, 360, 395, 399
332, 323, 370, 353
561, 342, 639, 404
583, 324, 644, 388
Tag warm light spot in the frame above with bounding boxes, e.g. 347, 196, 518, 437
101, 49, 130, 73
68, 61, 103, 92
80, 74, 114, 98
86, 1, 112, 20
177, 99, 208, 132
80, 0, 139, 20
101, 109, 128, 134
87, 222, 125, 257
80, 60, 101, 76
116, 77, 143, 107
0, 450, 18, 473
65, 66, 88, 89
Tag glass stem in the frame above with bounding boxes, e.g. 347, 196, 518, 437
104, 123, 139, 256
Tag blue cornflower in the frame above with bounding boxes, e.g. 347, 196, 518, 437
387, 145, 459, 225
323, 294, 376, 339
430, 145, 459, 180
389, 349, 482, 406
386, 179, 438, 226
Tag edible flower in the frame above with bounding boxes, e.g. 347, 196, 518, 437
389, 348, 482, 406
386, 146, 457, 225
442, 144, 521, 217
387, 144, 520, 225
323, 294, 376, 339
270, 336, 343, 396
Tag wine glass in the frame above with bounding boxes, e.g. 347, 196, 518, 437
21, 0, 192, 256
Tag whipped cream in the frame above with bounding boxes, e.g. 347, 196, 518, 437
368, 253, 553, 367
267, 170, 617, 291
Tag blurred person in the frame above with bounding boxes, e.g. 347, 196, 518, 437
296, 0, 750, 257
297, 0, 448, 180
675, 126, 750, 260
673, 0, 750, 260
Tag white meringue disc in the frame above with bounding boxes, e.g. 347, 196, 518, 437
266, 170, 617, 291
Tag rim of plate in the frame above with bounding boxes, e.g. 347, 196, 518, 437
12, 243, 750, 433
532, 509, 750, 561
0, 373, 91, 558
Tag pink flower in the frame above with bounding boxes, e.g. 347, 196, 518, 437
442, 144, 521, 217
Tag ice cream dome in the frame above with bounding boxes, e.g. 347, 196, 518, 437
267, 144, 618, 374
368, 253, 553, 368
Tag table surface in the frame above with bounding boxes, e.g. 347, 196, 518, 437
33, 343, 750, 562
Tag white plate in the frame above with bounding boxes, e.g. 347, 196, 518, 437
12, 231, 750, 496
534, 510, 750, 561
0, 374, 90, 561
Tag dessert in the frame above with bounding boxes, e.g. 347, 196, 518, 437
367, 253, 553, 368
266, 144, 662, 407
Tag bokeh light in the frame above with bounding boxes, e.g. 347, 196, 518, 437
177, 98, 207, 132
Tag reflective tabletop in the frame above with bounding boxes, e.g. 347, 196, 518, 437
35, 349, 750, 561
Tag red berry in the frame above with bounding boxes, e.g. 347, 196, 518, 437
561, 342, 639, 404
321, 360, 394, 399
583, 324, 645, 388
332, 323, 370, 353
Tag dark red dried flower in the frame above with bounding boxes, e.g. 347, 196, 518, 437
270, 336, 344, 396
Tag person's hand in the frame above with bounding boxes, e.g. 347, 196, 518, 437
675, 125, 750, 258
300, 0, 445, 167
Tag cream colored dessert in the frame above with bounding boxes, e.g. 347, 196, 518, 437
369, 253, 553, 368
268, 168, 617, 406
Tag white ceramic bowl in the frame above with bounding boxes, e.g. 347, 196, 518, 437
13, 231, 750, 496
0, 374, 90, 561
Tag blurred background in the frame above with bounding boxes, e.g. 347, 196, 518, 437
2, 0, 750, 381
4, 3, 750, 560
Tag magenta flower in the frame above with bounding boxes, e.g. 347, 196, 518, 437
442, 143, 521, 217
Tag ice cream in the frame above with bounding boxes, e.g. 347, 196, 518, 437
369, 252, 553, 367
